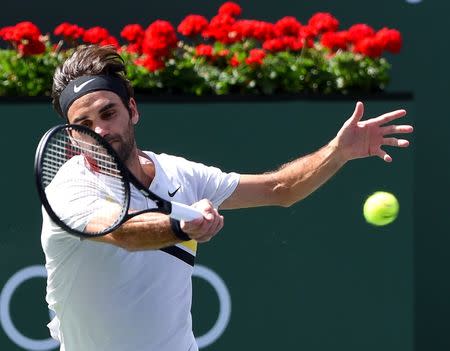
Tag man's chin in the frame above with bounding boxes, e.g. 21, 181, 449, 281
115, 147, 133, 163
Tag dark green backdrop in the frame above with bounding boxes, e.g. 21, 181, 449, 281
1, 0, 448, 350
0, 99, 414, 350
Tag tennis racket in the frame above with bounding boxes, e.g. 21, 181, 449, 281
34, 124, 203, 238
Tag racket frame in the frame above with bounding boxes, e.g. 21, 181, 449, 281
35, 124, 198, 238
34, 124, 133, 238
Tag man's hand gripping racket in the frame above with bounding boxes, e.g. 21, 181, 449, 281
34, 124, 203, 238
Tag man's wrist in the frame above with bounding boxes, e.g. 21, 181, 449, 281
329, 137, 349, 166
170, 218, 191, 241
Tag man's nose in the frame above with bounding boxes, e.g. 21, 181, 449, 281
94, 125, 108, 137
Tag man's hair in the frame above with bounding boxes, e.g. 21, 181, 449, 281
51, 45, 134, 117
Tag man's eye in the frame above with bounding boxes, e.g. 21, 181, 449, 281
103, 111, 115, 119
81, 121, 92, 128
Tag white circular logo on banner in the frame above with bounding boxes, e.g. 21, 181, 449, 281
193, 264, 232, 348
0, 265, 58, 350
1, 264, 231, 350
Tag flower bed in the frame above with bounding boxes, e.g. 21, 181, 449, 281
0, 2, 402, 97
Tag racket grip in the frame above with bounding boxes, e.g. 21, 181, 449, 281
170, 201, 204, 221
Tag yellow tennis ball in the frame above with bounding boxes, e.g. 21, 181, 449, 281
363, 191, 399, 226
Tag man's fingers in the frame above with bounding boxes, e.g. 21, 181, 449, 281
180, 199, 225, 242
204, 212, 214, 220
383, 137, 410, 148
382, 153, 393, 162
182, 206, 223, 242
373, 148, 392, 162
211, 215, 224, 234
196, 215, 224, 242
204, 209, 223, 233
183, 217, 204, 227
349, 101, 365, 125
371, 138, 409, 163
365, 109, 407, 126
381, 124, 414, 135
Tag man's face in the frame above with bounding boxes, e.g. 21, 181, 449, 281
67, 91, 139, 163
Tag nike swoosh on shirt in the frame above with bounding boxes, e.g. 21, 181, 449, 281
168, 185, 181, 197
74, 78, 96, 93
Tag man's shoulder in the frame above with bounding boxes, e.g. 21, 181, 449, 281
143, 151, 201, 172
142, 151, 233, 181
145, 151, 189, 163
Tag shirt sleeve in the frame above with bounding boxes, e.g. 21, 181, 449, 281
165, 154, 240, 208
193, 163, 240, 208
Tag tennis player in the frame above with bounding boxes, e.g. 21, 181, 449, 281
41, 44, 413, 351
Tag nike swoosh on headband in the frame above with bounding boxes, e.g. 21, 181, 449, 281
73, 78, 96, 93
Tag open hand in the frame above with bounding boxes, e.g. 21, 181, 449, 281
333, 101, 413, 163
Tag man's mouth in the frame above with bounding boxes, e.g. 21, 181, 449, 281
104, 137, 119, 145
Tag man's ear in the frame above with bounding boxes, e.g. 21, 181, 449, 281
129, 98, 139, 125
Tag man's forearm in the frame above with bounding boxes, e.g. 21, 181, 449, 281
90, 212, 184, 251
221, 139, 347, 209
270, 139, 346, 206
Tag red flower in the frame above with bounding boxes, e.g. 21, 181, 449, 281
18, 39, 46, 56
232, 20, 275, 41
286, 36, 304, 51
263, 38, 285, 52
0, 26, 15, 41
321, 31, 348, 51
202, 14, 239, 44
142, 20, 178, 57
376, 28, 402, 53
354, 37, 383, 58
218, 2, 242, 17
299, 26, 316, 40
274, 16, 302, 37
120, 24, 144, 54
195, 44, 214, 57
54, 22, 85, 40
245, 48, 266, 65
229, 53, 240, 67
125, 42, 142, 54
135, 55, 165, 72
308, 12, 339, 34
5, 21, 42, 42
99, 36, 120, 49
177, 15, 209, 37
263, 36, 303, 52
121, 24, 144, 43
252, 21, 275, 41
83, 26, 111, 44
0, 22, 46, 55
217, 49, 230, 57
299, 25, 316, 45
347, 24, 375, 43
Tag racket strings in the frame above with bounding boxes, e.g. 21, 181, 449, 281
41, 128, 128, 235
44, 139, 122, 179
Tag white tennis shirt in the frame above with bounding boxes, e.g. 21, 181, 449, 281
41, 151, 240, 351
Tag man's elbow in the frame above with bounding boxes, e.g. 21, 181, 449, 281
271, 183, 304, 208
276, 197, 300, 208
92, 233, 146, 252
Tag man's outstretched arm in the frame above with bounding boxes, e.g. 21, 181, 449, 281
221, 101, 413, 210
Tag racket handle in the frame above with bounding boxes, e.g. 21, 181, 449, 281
170, 201, 204, 221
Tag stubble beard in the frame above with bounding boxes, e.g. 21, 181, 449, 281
107, 124, 136, 165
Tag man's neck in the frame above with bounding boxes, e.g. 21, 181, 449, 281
126, 149, 155, 188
